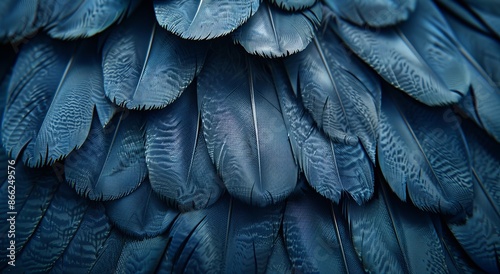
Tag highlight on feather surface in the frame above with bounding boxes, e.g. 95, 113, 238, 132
0, 0, 499, 273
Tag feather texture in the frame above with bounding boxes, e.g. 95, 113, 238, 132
198, 43, 297, 206
154, 0, 260, 40
65, 113, 147, 201
324, 0, 417, 27
331, 0, 469, 106
233, 1, 322, 58
346, 180, 449, 274
269, 0, 316, 11
88, 229, 125, 273
104, 179, 179, 238
159, 195, 283, 273
285, 25, 380, 162
272, 64, 373, 204
0, 0, 38, 42
146, 83, 224, 211
103, 5, 206, 109
282, 181, 364, 273
378, 88, 473, 216
116, 235, 168, 273
448, 121, 500, 273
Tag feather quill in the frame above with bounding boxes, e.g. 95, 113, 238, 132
378, 88, 473, 216
146, 83, 224, 211
198, 43, 297, 206
103, 4, 207, 109
233, 1, 322, 58
154, 0, 260, 40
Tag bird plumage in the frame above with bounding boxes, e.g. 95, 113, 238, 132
0, 0, 499, 273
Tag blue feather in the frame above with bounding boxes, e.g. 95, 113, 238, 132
265, 235, 293, 273
154, 0, 260, 40
146, 83, 224, 211
159, 195, 283, 273
116, 234, 168, 273
378, 88, 473, 216
233, 1, 322, 58
448, 121, 500, 273
65, 112, 147, 201
104, 178, 179, 238
88, 229, 125, 273
0, 0, 38, 42
459, 0, 500, 38
324, 0, 416, 27
272, 64, 373, 204
284, 24, 380, 163
103, 4, 207, 109
282, 180, 365, 273
330, 0, 469, 106
198, 43, 298, 206
269, 0, 316, 11
346, 179, 449, 273
51, 203, 112, 273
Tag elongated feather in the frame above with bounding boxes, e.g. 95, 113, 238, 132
269, 0, 316, 11
233, 1, 321, 58
116, 234, 168, 273
272, 64, 373, 204
88, 229, 125, 274
146, 83, 224, 211
265, 235, 293, 273
331, 0, 469, 106
198, 43, 297, 206
2, 35, 72, 163
460, 0, 500, 38
324, 0, 416, 27
378, 88, 472, 216
105, 179, 179, 238
0, 165, 58, 268
65, 113, 147, 201
103, 5, 206, 109
13, 183, 88, 273
285, 25, 379, 162
159, 195, 283, 273
51, 203, 112, 273
154, 0, 260, 40
283, 181, 364, 273
448, 121, 500, 273
346, 180, 449, 273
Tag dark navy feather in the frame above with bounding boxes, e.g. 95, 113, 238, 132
146, 83, 224, 212
272, 64, 373, 204
105, 179, 179, 238
233, 1, 322, 58
65, 113, 147, 201
0, 0, 38, 42
265, 235, 293, 273
324, 0, 416, 27
331, 0, 469, 106
269, 0, 316, 11
378, 88, 473, 216
116, 234, 168, 273
88, 229, 125, 274
103, 5, 206, 109
154, 0, 260, 40
285, 24, 380, 163
198, 43, 297, 206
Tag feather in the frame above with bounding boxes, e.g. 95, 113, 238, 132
233, 1, 322, 58
282, 180, 365, 273
284, 24, 380, 163
88, 229, 125, 274
145, 83, 224, 212
65, 112, 147, 201
378, 88, 473, 216
448, 121, 500, 273
265, 235, 293, 273
2, 35, 72, 163
154, 0, 260, 40
0, 165, 58, 269
460, 0, 500, 38
0, 0, 38, 42
116, 234, 168, 273
104, 179, 179, 238
346, 179, 449, 274
272, 63, 373, 204
159, 195, 283, 273
330, 0, 469, 106
198, 43, 298, 206
102, 4, 207, 109
51, 203, 112, 273
324, 0, 416, 27
13, 183, 88, 273
269, 0, 316, 11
